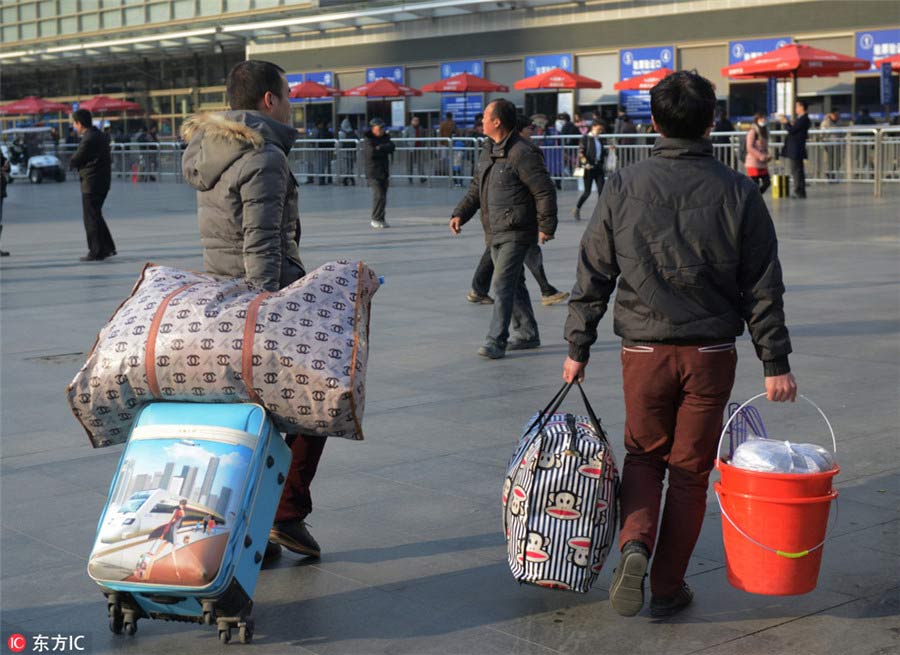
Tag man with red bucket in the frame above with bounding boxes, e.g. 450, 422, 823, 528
562, 71, 797, 618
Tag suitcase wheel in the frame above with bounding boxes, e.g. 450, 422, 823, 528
218, 628, 231, 644
239, 619, 255, 644
124, 619, 137, 636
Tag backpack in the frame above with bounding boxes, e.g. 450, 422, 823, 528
503, 382, 619, 593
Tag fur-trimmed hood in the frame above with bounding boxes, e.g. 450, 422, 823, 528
181, 111, 297, 191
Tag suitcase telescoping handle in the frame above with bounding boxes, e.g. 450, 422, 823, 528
522, 381, 607, 443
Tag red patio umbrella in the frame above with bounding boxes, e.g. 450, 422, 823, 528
875, 53, 900, 72
79, 95, 143, 113
720, 44, 870, 80
0, 96, 70, 115
342, 79, 422, 98
421, 72, 508, 93
514, 68, 602, 90
614, 68, 675, 91
289, 80, 343, 98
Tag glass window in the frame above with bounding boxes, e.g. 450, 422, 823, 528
39, 19, 56, 36
226, 0, 252, 11
102, 9, 123, 28
124, 6, 143, 24
81, 13, 100, 31
38, 1, 56, 18
20, 22, 37, 39
254, 0, 281, 8
199, 1, 223, 16
1, 8, 17, 25
2, 26, 18, 44
148, 3, 170, 22
59, 0, 79, 12
59, 16, 77, 34
20, 3, 37, 21
153, 95, 173, 114
172, 0, 194, 20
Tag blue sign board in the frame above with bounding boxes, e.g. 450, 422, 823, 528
287, 72, 335, 104
729, 37, 792, 66
439, 61, 486, 129
856, 29, 900, 72
441, 60, 483, 79
619, 46, 674, 80
619, 46, 674, 120
524, 54, 572, 77
441, 95, 483, 129
367, 66, 404, 83
881, 63, 895, 106
305, 71, 334, 86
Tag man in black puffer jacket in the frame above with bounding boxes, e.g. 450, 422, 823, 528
70, 108, 116, 262
563, 71, 796, 619
363, 118, 395, 229
450, 99, 557, 359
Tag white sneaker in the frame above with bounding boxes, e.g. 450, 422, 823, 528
370, 220, 386, 229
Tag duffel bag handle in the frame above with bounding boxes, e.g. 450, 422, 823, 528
716, 393, 838, 468
522, 381, 608, 444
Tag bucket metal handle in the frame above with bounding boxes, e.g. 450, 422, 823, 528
714, 484, 839, 559
717, 393, 838, 467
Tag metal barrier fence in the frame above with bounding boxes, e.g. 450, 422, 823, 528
44, 128, 900, 196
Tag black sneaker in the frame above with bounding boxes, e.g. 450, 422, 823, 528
608, 540, 649, 617
269, 521, 321, 558
477, 343, 506, 359
650, 582, 694, 618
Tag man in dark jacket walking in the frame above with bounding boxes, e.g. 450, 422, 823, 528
562, 71, 797, 619
780, 99, 811, 198
363, 118, 395, 229
181, 60, 322, 560
573, 120, 608, 220
70, 108, 116, 261
450, 99, 558, 359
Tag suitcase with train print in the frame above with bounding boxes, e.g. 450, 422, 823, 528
503, 382, 619, 593
87, 402, 290, 643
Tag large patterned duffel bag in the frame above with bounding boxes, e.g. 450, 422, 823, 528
67, 260, 379, 447
503, 382, 619, 593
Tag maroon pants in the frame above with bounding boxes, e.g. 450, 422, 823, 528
618, 342, 736, 597
274, 434, 327, 523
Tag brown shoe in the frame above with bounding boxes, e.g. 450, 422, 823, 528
541, 291, 569, 306
466, 291, 495, 305
269, 521, 320, 558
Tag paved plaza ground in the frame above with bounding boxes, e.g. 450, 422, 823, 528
0, 176, 898, 655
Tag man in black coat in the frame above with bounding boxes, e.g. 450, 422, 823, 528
450, 99, 558, 359
780, 99, 811, 199
363, 118, 395, 229
563, 71, 796, 619
70, 108, 116, 261
573, 120, 608, 220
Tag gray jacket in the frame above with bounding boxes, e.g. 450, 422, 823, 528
565, 138, 791, 376
181, 111, 304, 291
452, 131, 557, 245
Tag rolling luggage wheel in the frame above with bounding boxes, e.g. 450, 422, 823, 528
108, 607, 124, 635
218, 628, 231, 644
238, 619, 254, 644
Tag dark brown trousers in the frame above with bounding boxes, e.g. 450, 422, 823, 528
275, 434, 327, 523
618, 342, 737, 597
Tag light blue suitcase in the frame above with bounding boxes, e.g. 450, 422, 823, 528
87, 402, 291, 644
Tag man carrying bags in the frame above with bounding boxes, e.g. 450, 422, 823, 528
562, 71, 796, 618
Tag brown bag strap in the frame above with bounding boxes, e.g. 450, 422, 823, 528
242, 291, 272, 405
146, 283, 199, 399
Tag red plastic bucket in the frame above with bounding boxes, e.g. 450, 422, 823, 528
717, 459, 839, 497
716, 394, 838, 595
715, 482, 837, 595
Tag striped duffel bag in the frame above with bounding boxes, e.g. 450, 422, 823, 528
67, 259, 379, 447
503, 381, 619, 593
